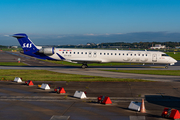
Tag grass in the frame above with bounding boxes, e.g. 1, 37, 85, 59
0, 62, 27, 66
103, 70, 180, 76
0, 69, 148, 82
166, 52, 180, 60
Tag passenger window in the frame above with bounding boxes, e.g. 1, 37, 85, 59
111, 53, 113, 55
94, 53, 96, 55
81, 52, 83, 54
104, 53, 106, 55
62, 52, 64, 54
77, 52, 79, 54
138, 54, 140, 56
107, 53, 109, 55
89, 52, 91, 55
123, 53, 124, 55
127, 54, 128, 56
142, 54, 144, 56
74, 52, 75, 54
119, 53, 121, 55
70, 52, 71, 54
146, 54, 147, 56
134, 54, 136, 56
100, 53, 102, 55
85, 52, 87, 54
66, 52, 68, 54
131, 54, 132, 56
115, 53, 117, 55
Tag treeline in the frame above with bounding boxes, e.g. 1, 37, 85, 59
58, 42, 180, 49
0, 45, 7, 48
100, 42, 180, 49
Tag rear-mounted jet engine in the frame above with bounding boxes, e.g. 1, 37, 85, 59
38, 47, 55, 55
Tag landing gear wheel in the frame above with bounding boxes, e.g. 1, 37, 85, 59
82, 65, 86, 69
165, 65, 168, 69
81, 64, 88, 69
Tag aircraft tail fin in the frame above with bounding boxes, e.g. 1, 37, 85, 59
12, 33, 39, 55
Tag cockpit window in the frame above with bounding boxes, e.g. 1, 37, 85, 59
162, 54, 169, 56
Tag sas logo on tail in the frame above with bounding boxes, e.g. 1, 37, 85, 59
23, 43, 32, 48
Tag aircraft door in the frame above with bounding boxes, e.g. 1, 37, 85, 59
152, 54, 157, 62
88, 51, 92, 57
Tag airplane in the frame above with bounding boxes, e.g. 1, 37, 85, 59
12, 33, 177, 69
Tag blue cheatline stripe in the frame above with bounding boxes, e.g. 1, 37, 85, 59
56, 53, 65, 60
52, 47, 54, 54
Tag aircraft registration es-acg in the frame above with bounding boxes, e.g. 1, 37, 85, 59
12, 33, 177, 68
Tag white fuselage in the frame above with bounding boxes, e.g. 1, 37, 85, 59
48, 48, 177, 65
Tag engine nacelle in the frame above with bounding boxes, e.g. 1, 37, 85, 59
38, 47, 55, 55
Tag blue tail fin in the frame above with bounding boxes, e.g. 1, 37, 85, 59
12, 33, 58, 60
12, 33, 39, 55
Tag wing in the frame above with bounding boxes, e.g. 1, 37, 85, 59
68, 59, 102, 64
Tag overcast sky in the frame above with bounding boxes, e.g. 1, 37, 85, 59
0, 0, 180, 45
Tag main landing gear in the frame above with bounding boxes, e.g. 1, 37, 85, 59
165, 65, 169, 69
81, 64, 88, 69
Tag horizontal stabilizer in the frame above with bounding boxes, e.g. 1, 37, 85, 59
12, 34, 27, 38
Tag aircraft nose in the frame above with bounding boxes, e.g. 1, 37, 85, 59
171, 58, 177, 63
174, 59, 178, 63
169, 58, 177, 65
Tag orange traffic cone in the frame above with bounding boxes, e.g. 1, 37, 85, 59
140, 99, 146, 113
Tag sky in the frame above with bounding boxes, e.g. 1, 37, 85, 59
0, 0, 180, 45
